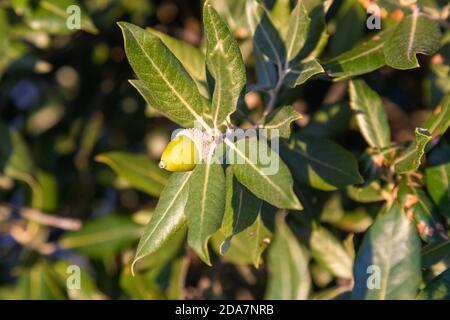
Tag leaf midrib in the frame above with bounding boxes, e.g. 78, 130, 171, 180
126, 26, 210, 131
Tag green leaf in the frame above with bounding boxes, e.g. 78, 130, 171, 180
352, 205, 421, 299
147, 28, 207, 95
25, 0, 98, 35
16, 261, 67, 300
309, 226, 354, 279
422, 239, 450, 269
213, 211, 272, 268
426, 143, 450, 223
284, 0, 310, 62
298, 0, 329, 60
186, 163, 226, 265
119, 22, 210, 129
261, 105, 302, 139
270, 0, 291, 38
329, 0, 366, 56
95, 151, 169, 197
132, 172, 192, 271
398, 175, 445, 243
280, 135, 363, 191
417, 269, 450, 300
393, 128, 432, 174
384, 11, 441, 70
120, 267, 166, 300
0, 121, 43, 208
349, 79, 391, 149
246, 0, 285, 67
210, 0, 248, 33
324, 32, 389, 80
423, 94, 450, 137
265, 212, 311, 299
302, 102, 352, 138
253, 44, 277, 88
132, 225, 186, 273
220, 167, 262, 254
203, 1, 246, 128
0, 121, 34, 182
284, 59, 324, 88
228, 136, 302, 210
59, 214, 142, 258
347, 182, 385, 203
167, 256, 190, 300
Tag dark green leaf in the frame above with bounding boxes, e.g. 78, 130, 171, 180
423, 94, 450, 137
60, 215, 142, 258
280, 135, 363, 191
417, 269, 450, 300
329, 0, 366, 56
119, 22, 210, 129
302, 102, 352, 138
352, 205, 421, 299
213, 212, 272, 268
262, 105, 302, 139
324, 32, 389, 80
309, 226, 353, 279
186, 163, 226, 265
246, 0, 285, 67
426, 143, 450, 223
283, 59, 324, 88
398, 175, 445, 243
132, 172, 192, 271
220, 167, 262, 254
393, 128, 432, 174
16, 262, 67, 300
422, 239, 450, 269
229, 136, 303, 210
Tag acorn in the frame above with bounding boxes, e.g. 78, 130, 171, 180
159, 129, 202, 172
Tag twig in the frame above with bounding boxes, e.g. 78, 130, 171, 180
0, 204, 82, 231
263, 64, 286, 117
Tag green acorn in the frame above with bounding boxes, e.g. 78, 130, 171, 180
159, 129, 201, 172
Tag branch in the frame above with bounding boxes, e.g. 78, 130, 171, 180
0, 204, 82, 231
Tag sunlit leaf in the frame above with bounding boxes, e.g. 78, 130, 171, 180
281, 134, 363, 191
229, 136, 303, 210
186, 162, 226, 265
96, 151, 169, 197
262, 105, 302, 139
60, 214, 142, 258
393, 128, 432, 174
349, 79, 391, 149
119, 22, 210, 129
203, 1, 246, 127
132, 172, 192, 270
384, 11, 441, 69
265, 212, 311, 299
